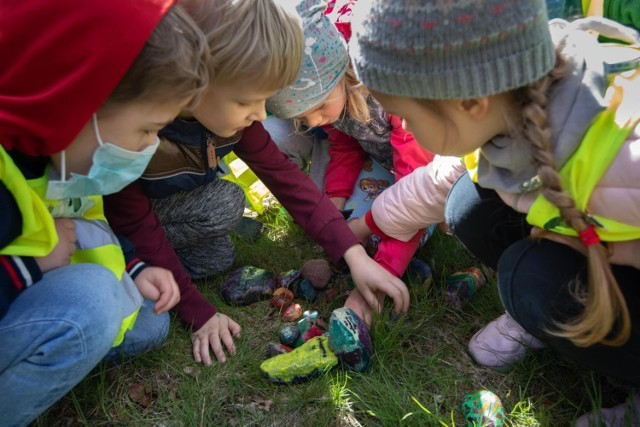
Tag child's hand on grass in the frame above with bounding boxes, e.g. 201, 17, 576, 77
343, 244, 409, 314
191, 312, 241, 366
133, 266, 180, 314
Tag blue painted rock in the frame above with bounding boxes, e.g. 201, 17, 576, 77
328, 307, 373, 372
460, 390, 506, 427
404, 258, 433, 285
281, 303, 303, 322
261, 336, 338, 384
266, 341, 293, 357
279, 325, 300, 347
295, 279, 318, 302
276, 269, 300, 289
219, 266, 275, 305
300, 259, 332, 289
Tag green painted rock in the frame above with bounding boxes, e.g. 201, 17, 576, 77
260, 336, 338, 384
328, 307, 373, 372
220, 266, 275, 305
461, 390, 506, 426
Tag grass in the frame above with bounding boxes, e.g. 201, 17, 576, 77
35, 198, 634, 426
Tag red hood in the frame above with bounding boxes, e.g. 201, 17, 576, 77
0, 0, 175, 156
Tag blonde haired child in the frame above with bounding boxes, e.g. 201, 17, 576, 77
349, 0, 640, 422
105, 0, 409, 367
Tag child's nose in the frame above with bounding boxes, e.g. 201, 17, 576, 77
304, 114, 323, 128
249, 107, 267, 122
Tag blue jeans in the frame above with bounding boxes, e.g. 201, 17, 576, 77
446, 173, 640, 386
0, 264, 169, 427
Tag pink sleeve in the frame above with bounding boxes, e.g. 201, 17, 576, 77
371, 156, 466, 241
323, 125, 367, 199
374, 230, 423, 277
388, 114, 435, 180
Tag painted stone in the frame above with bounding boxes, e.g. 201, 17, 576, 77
404, 258, 432, 285
295, 279, 318, 302
261, 336, 338, 384
271, 287, 294, 309
219, 266, 275, 305
460, 390, 506, 427
279, 325, 300, 347
445, 267, 486, 310
276, 269, 300, 289
328, 307, 373, 372
293, 315, 325, 347
266, 341, 293, 357
300, 259, 332, 289
281, 303, 303, 322
303, 310, 319, 321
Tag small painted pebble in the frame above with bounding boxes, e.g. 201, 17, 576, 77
281, 303, 303, 322
271, 287, 294, 309
461, 390, 506, 427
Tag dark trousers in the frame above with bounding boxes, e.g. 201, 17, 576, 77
445, 173, 640, 386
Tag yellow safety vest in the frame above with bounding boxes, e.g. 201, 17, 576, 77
0, 148, 140, 346
220, 152, 271, 214
527, 67, 640, 240
0, 146, 57, 257
464, 38, 640, 241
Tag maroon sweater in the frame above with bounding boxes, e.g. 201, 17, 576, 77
104, 121, 359, 330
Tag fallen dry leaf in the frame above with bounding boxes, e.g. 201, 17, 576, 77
128, 382, 156, 408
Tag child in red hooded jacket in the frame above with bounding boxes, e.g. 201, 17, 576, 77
0, 1, 207, 425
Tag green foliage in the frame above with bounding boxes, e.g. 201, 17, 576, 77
36, 202, 633, 426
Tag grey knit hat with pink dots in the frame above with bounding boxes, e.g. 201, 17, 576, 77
349, 0, 556, 100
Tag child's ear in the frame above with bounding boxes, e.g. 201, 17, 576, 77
459, 97, 490, 121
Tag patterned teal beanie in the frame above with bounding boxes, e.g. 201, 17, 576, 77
266, 0, 349, 119
349, 0, 556, 99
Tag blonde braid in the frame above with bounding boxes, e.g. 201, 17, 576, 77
518, 53, 631, 347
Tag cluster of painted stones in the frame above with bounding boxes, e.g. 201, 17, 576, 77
261, 308, 373, 384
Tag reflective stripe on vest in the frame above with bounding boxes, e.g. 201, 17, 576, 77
527, 68, 640, 240
0, 147, 57, 257
1, 158, 141, 346
72, 219, 142, 346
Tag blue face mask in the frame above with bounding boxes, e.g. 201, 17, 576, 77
46, 114, 159, 200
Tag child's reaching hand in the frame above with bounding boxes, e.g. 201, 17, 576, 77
133, 266, 181, 314
343, 244, 409, 314
191, 312, 242, 365
344, 288, 386, 326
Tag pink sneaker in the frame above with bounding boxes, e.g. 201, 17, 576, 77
575, 395, 640, 427
468, 312, 545, 371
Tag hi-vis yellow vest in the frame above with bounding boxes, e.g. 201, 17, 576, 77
526, 66, 640, 241
0, 146, 141, 346
463, 39, 640, 241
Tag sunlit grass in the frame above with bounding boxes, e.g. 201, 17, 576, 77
35, 201, 635, 426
